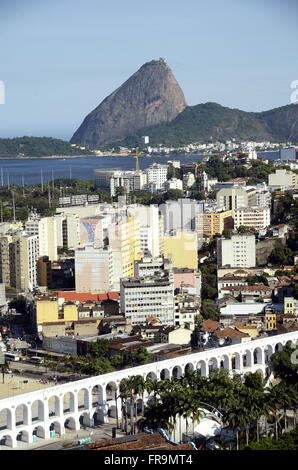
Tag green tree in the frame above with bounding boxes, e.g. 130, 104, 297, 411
201, 299, 220, 321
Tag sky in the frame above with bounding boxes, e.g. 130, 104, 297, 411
0, 0, 297, 140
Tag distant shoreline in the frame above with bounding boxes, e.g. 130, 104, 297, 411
0, 150, 279, 160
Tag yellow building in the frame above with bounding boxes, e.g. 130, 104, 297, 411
34, 296, 78, 327
163, 231, 198, 270
284, 297, 296, 315
234, 322, 259, 338
108, 215, 143, 288
195, 209, 233, 238
265, 312, 277, 330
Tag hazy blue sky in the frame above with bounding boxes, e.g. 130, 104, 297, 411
0, 0, 297, 140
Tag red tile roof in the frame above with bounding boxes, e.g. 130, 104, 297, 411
54, 291, 119, 302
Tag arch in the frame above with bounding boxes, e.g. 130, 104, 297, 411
274, 342, 283, 352
253, 347, 264, 365
160, 368, 170, 380
49, 421, 61, 436
184, 362, 194, 375
219, 355, 230, 370
64, 417, 76, 431
63, 391, 75, 414
196, 359, 207, 376
242, 349, 253, 368
48, 395, 60, 418
231, 352, 242, 370
31, 399, 45, 423
172, 366, 183, 379
79, 412, 90, 427
106, 381, 117, 401
78, 388, 90, 410
0, 408, 12, 431
264, 345, 274, 364
208, 357, 218, 375
135, 398, 144, 416
33, 425, 45, 439
92, 409, 105, 425
0, 434, 13, 448
91, 384, 104, 405
16, 429, 30, 444
146, 371, 157, 382
15, 403, 28, 427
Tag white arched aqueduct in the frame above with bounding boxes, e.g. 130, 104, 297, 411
0, 331, 297, 448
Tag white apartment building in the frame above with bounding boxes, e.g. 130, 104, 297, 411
163, 178, 183, 191
145, 163, 168, 190
233, 206, 271, 230
120, 273, 175, 326
160, 198, 204, 233
25, 214, 57, 261
268, 169, 297, 189
127, 204, 164, 258
217, 234, 256, 268
14, 233, 39, 291
134, 256, 173, 278
75, 245, 113, 293
94, 169, 147, 196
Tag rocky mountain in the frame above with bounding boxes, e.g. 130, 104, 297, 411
102, 102, 298, 148
70, 59, 187, 148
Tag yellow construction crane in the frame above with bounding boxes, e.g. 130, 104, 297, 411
132, 147, 145, 172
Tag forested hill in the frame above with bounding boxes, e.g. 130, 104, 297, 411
0, 136, 95, 157
101, 102, 298, 149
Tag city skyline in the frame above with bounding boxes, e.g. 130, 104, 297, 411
0, 0, 297, 140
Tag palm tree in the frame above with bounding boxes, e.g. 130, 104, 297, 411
119, 379, 130, 433
133, 376, 146, 420
268, 383, 285, 439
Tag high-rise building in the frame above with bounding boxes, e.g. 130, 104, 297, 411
268, 169, 297, 189
108, 215, 143, 289
233, 206, 271, 230
163, 231, 198, 270
75, 245, 113, 293
128, 204, 164, 258
160, 198, 204, 233
217, 234, 256, 268
25, 214, 58, 261
195, 209, 233, 238
120, 272, 174, 326
14, 233, 39, 291
145, 163, 168, 190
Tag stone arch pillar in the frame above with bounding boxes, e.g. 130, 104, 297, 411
10, 408, 17, 437
43, 399, 50, 440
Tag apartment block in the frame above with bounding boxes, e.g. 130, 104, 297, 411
120, 273, 175, 326
233, 206, 271, 230
268, 169, 297, 189
195, 209, 233, 238
217, 234, 256, 268
75, 245, 113, 293
163, 231, 198, 270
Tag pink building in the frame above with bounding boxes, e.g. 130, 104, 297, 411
173, 268, 201, 294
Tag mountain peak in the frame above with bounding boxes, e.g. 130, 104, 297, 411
70, 60, 186, 148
